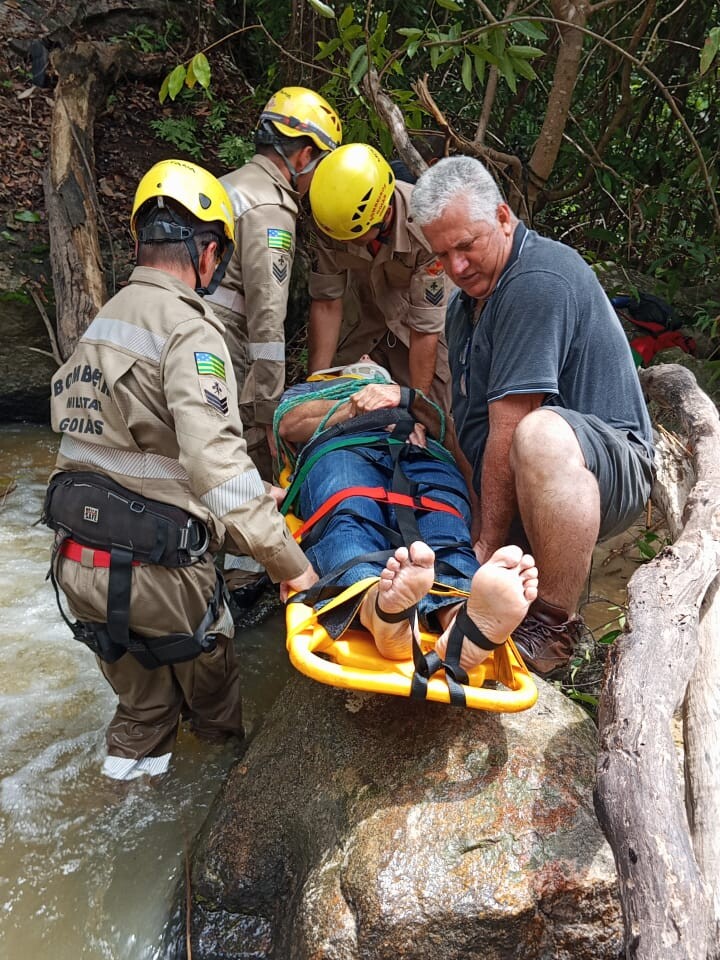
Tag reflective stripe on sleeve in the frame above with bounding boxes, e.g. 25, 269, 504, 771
205, 286, 246, 315
201, 470, 266, 518
219, 179, 251, 218
248, 341, 285, 362
223, 554, 265, 573
59, 436, 189, 480
82, 316, 166, 362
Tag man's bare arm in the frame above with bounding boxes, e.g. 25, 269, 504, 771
277, 396, 353, 445
475, 393, 544, 562
308, 298, 343, 372
408, 329, 439, 396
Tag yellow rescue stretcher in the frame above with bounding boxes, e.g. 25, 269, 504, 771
284, 514, 538, 713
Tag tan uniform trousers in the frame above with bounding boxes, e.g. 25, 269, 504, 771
57, 551, 242, 761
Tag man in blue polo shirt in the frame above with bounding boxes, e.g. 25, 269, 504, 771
410, 156, 654, 679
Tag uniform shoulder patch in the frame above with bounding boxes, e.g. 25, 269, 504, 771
272, 252, 289, 285
199, 375, 229, 416
424, 277, 445, 305
194, 351, 226, 381
267, 228, 293, 251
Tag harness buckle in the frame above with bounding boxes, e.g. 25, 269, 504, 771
184, 519, 210, 557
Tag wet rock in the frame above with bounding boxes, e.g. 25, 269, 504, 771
180, 675, 621, 959
0, 262, 55, 422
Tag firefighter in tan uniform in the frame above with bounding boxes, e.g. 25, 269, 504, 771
43, 160, 317, 781
307, 143, 453, 415
204, 86, 342, 603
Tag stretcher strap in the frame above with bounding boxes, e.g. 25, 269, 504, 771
292, 485, 463, 542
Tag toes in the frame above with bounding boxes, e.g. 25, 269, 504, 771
487, 545, 524, 569
408, 541, 435, 568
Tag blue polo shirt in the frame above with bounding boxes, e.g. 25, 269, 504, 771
446, 223, 653, 489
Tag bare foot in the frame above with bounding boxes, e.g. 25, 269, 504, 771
435, 545, 538, 671
359, 541, 435, 660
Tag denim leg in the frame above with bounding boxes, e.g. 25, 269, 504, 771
298, 445, 480, 623
300, 448, 394, 585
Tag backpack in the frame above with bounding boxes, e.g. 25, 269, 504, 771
610, 292, 695, 366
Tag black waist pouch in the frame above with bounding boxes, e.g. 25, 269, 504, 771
43, 471, 208, 566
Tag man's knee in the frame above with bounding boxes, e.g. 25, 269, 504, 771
510, 408, 585, 473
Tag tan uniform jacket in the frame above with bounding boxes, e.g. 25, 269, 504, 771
308, 181, 453, 396
207, 154, 298, 427
50, 266, 307, 584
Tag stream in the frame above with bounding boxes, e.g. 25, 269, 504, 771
0, 424, 291, 960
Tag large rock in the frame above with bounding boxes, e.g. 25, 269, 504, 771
0, 260, 56, 422
167, 675, 622, 959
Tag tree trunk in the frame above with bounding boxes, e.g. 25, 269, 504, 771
595, 363, 720, 959
43, 40, 168, 358
44, 42, 115, 359
524, 0, 590, 214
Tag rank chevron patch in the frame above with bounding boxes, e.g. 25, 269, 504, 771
424, 280, 444, 305
272, 255, 288, 284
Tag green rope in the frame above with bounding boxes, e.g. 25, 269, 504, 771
273, 374, 448, 479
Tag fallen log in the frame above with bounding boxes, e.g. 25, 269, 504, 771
596, 363, 720, 959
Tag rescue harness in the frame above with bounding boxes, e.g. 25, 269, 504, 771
43, 470, 225, 669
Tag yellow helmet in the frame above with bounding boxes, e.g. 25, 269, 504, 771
258, 86, 342, 153
309, 143, 395, 241
130, 158, 234, 245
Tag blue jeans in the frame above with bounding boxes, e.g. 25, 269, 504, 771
298, 438, 479, 629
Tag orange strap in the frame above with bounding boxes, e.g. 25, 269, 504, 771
293, 485, 462, 542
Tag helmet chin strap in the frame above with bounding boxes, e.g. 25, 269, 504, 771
137, 206, 231, 297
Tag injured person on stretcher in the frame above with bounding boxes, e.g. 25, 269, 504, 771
274, 357, 539, 675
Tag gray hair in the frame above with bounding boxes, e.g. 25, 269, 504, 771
410, 155, 505, 226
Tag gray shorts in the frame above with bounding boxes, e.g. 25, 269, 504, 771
551, 408, 654, 540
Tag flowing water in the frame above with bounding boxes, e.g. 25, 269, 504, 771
0, 424, 291, 960
0, 424, 640, 958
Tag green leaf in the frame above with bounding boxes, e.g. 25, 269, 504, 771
338, 4, 354, 30
461, 52, 473, 91
185, 59, 197, 89
508, 44, 544, 59
512, 57, 537, 81
308, 0, 336, 18
498, 52, 516, 93
167, 64, 187, 100
192, 53, 211, 89
637, 539, 656, 559
489, 27, 505, 59
700, 32, 720, 75
397, 27, 423, 39
407, 39, 421, 57
598, 628, 623, 645
436, 0, 462, 9
474, 50, 486, 85
316, 36, 343, 60
512, 19, 547, 41
372, 11, 389, 48
349, 48, 368, 85
14, 210, 41, 222
159, 73, 170, 103
348, 43, 367, 74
